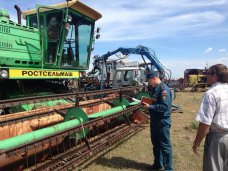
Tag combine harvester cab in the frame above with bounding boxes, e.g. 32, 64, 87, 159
0, 1, 149, 170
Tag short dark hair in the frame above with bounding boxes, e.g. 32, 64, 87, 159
208, 64, 228, 83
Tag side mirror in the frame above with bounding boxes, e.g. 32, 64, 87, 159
96, 34, 100, 39
96, 27, 101, 33
67, 15, 72, 22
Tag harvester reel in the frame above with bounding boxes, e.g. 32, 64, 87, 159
0, 86, 148, 170
64, 107, 89, 139
112, 98, 130, 107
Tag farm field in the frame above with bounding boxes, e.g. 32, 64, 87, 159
82, 91, 205, 171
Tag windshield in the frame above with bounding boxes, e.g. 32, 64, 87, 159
113, 71, 123, 83
124, 70, 134, 82
62, 14, 93, 69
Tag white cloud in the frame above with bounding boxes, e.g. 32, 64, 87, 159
96, 11, 224, 41
7, 0, 227, 42
219, 57, 228, 60
218, 49, 226, 53
81, 0, 227, 41
204, 47, 213, 54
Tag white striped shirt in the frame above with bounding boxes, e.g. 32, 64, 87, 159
196, 82, 228, 132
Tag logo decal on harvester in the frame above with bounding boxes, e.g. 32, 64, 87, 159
9, 69, 79, 79
21, 71, 73, 77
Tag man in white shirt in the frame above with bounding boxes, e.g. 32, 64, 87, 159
193, 64, 228, 171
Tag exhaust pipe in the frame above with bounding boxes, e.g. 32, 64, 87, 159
14, 5, 21, 24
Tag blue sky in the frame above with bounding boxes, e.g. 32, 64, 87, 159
1, 0, 228, 78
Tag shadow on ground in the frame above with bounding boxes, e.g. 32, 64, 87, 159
92, 156, 151, 170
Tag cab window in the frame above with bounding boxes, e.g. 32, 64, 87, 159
62, 14, 93, 69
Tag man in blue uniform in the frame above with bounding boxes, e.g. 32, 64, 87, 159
143, 71, 173, 171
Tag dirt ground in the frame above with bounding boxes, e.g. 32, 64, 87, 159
82, 92, 205, 171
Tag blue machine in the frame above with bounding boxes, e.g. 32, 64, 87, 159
92, 45, 171, 81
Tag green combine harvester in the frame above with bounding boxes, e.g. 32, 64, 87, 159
0, 0, 101, 101
0, 1, 149, 170
0, 0, 102, 113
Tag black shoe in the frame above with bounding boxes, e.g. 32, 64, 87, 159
146, 164, 163, 171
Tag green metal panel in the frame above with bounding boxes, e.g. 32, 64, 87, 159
0, 20, 42, 68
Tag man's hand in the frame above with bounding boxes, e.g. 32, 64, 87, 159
192, 122, 210, 155
142, 102, 149, 108
192, 142, 200, 155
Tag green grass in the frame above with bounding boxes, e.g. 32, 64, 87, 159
184, 121, 199, 130
190, 121, 199, 130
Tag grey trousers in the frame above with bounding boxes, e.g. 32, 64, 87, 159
203, 132, 228, 171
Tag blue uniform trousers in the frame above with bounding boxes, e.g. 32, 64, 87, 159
150, 117, 173, 171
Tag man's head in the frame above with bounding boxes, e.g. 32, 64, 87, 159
207, 64, 228, 85
48, 17, 58, 27
147, 71, 161, 87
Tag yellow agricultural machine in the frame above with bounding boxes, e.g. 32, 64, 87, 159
0, 1, 149, 170
183, 69, 207, 91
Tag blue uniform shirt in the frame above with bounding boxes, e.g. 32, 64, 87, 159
148, 82, 172, 120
